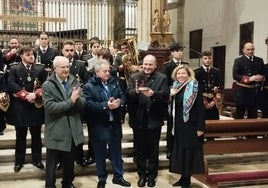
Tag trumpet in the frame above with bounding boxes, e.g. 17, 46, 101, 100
35, 51, 41, 64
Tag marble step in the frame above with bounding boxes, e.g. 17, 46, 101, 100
0, 155, 170, 181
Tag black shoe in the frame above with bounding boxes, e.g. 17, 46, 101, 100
33, 161, 45, 169
97, 181, 106, 188
76, 159, 89, 167
56, 162, 62, 170
182, 177, 191, 187
137, 177, 147, 187
173, 176, 187, 186
147, 177, 156, 187
112, 178, 131, 187
14, 164, 23, 172
62, 183, 76, 188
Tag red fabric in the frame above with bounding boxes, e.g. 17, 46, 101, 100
15, 90, 28, 100
207, 171, 268, 183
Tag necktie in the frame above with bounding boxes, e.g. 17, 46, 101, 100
78, 52, 81, 59
62, 81, 69, 93
103, 83, 113, 121
26, 65, 31, 70
206, 67, 210, 87
42, 49, 46, 54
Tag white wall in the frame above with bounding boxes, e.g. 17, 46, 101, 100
183, 0, 268, 88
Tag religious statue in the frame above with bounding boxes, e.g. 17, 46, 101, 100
162, 9, 171, 32
152, 9, 160, 33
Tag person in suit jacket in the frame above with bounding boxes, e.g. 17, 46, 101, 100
0, 49, 6, 135
34, 32, 59, 73
162, 43, 189, 160
233, 42, 265, 119
194, 50, 221, 120
169, 65, 205, 187
2, 36, 21, 136
83, 60, 131, 188
7, 45, 48, 172
59, 40, 90, 168
42, 56, 86, 188
74, 39, 90, 63
126, 54, 170, 187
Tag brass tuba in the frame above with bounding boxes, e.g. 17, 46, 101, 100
33, 78, 43, 108
121, 37, 140, 85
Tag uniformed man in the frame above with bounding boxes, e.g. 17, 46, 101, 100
233, 42, 265, 119
194, 50, 221, 120
34, 32, 59, 73
7, 45, 48, 172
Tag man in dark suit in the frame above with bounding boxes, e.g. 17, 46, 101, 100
162, 42, 189, 159
2, 37, 22, 135
34, 32, 59, 73
233, 42, 265, 119
74, 39, 90, 63
83, 60, 131, 188
61, 39, 90, 167
194, 50, 221, 120
126, 55, 170, 187
0, 49, 7, 135
7, 45, 48, 172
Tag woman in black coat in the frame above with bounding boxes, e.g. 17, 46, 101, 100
169, 65, 205, 187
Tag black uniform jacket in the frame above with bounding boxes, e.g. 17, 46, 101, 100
7, 62, 47, 126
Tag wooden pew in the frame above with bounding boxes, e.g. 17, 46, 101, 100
194, 118, 268, 187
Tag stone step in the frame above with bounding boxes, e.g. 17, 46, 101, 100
0, 141, 168, 163
0, 156, 170, 181
0, 124, 170, 181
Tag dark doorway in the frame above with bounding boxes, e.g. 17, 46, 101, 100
213, 46, 226, 88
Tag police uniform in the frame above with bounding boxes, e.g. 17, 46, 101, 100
7, 62, 47, 169
194, 66, 221, 120
233, 55, 265, 119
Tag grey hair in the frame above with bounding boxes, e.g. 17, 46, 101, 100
53, 56, 69, 67
94, 59, 110, 72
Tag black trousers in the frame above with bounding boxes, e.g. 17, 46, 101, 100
86, 124, 95, 159
0, 110, 6, 132
15, 125, 42, 165
133, 126, 162, 179
235, 104, 258, 119
45, 141, 75, 188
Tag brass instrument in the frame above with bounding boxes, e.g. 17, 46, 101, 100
121, 37, 139, 85
33, 78, 43, 108
35, 51, 41, 64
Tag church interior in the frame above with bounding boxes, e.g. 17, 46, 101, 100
0, 0, 268, 187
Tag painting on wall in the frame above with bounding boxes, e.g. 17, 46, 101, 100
2, 0, 40, 31
239, 22, 254, 55
189, 29, 202, 59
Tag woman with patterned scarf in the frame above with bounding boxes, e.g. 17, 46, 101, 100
169, 65, 206, 187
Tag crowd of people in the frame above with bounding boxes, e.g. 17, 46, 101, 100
0, 32, 267, 188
